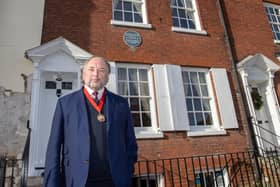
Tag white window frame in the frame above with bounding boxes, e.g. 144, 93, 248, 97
195, 169, 229, 187
264, 2, 280, 43
170, 0, 207, 35
111, 0, 152, 29
116, 63, 163, 139
182, 67, 225, 136
132, 174, 164, 187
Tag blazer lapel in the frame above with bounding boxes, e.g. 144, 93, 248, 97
76, 89, 90, 159
105, 90, 115, 135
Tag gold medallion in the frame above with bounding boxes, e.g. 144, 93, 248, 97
97, 113, 106, 123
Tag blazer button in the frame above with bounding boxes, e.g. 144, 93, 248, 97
84, 160, 89, 164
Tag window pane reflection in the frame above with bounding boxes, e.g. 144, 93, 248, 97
118, 82, 128, 95
130, 98, 140, 111
182, 70, 213, 127
129, 82, 139, 96
117, 66, 152, 128
132, 113, 141, 127
140, 98, 150, 111
142, 113, 151, 127
139, 69, 148, 81
140, 83, 149, 96
118, 68, 127, 80
129, 69, 137, 81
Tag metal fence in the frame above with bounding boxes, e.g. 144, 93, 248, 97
1, 150, 280, 187
133, 150, 280, 187
0, 157, 20, 187
0, 123, 30, 187
0, 156, 6, 187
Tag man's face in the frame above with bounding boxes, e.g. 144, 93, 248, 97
82, 57, 109, 91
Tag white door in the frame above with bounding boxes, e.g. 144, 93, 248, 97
250, 86, 277, 151
34, 71, 78, 173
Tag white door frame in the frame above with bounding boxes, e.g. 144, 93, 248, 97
25, 37, 92, 176
238, 54, 280, 154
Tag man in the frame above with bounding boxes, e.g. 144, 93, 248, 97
44, 56, 138, 187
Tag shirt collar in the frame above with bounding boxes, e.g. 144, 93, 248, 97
84, 85, 105, 100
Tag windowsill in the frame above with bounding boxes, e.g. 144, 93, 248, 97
135, 128, 164, 139
187, 128, 226, 137
274, 40, 280, 44
172, 27, 207, 35
111, 20, 152, 29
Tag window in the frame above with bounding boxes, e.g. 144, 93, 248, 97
112, 0, 151, 28
153, 65, 234, 135
182, 68, 217, 129
62, 82, 72, 90
113, 0, 143, 23
170, 0, 196, 29
117, 64, 153, 128
45, 81, 56, 89
170, 0, 205, 34
264, 3, 280, 42
182, 67, 225, 133
132, 175, 163, 187
195, 170, 228, 187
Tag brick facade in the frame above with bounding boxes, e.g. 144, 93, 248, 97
221, 0, 279, 61
41, 0, 275, 160
221, 0, 280, 105
42, 0, 231, 68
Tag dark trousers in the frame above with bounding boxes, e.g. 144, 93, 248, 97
85, 178, 115, 187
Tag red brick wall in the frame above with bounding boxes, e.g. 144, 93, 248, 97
42, 0, 232, 68
265, 0, 280, 5
221, 0, 280, 62
137, 131, 249, 160
222, 0, 280, 131
42, 0, 250, 159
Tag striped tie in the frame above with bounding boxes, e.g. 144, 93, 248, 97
92, 91, 98, 103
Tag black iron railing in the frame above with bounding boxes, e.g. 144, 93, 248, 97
0, 157, 18, 187
133, 149, 280, 187
249, 116, 280, 155
2, 118, 280, 187
1, 148, 280, 187
0, 121, 30, 187
0, 155, 6, 187
20, 121, 30, 187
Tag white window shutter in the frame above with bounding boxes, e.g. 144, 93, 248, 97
166, 65, 189, 130
153, 64, 188, 131
153, 64, 173, 130
211, 68, 238, 129
106, 61, 117, 93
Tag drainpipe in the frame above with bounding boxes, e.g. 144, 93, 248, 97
215, 0, 259, 152
216, 0, 262, 181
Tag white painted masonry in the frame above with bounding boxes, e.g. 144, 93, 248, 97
0, 0, 45, 92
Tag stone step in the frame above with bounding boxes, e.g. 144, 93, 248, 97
27, 176, 43, 187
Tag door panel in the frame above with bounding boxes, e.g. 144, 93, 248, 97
250, 86, 277, 150
35, 71, 77, 169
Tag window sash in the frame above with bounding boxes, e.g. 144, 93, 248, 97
182, 69, 214, 127
113, 0, 144, 23
170, 0, 197, 29
132, 174, 162, 187
195, 170, 225, 187
264, 3, 280, 41
117, 65, 153, 128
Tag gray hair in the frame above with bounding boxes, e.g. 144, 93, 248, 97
80, 56, 111, 84
82, 56, 111, 73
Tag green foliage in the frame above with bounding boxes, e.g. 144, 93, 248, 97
251, 91, 263, 110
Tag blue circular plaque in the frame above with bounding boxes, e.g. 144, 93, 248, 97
123, 31, 142, 48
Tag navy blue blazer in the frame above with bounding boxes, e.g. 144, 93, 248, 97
44, 88, 138, 187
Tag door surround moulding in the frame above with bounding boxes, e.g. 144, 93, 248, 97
25, 37, 92, 176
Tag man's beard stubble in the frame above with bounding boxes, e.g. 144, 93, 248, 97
87, 79, 108, 91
